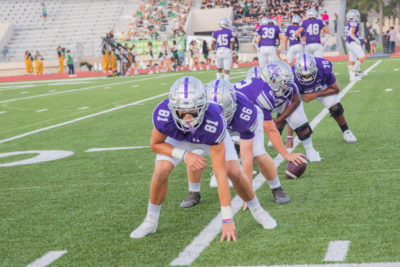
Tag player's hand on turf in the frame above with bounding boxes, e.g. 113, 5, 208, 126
285, 153, 306, 166
184, 152, 207, 171
220, 222, 237, 242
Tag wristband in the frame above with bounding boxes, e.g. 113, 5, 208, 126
221, 205, 233, 220
287, 136, 293, 139
171, 148, 187, 160
222, 218, 234, 223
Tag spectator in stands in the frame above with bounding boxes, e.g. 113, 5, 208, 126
2, 45, 8, 62
322, 11, 329, 26
24, 51, 34, 75
41, 2, 48, 23
171, 40, 180, 70
57, 46, 64, 74
387, 26, 397, 54
66, 50, 75, 77
119, 32, 127, 42
177, 26, 185, 37
35, 51, 44, 75
150, 28, 160, 40
130, 44, 138, 75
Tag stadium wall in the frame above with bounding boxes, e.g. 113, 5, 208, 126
185, 8, 233, 35
0, 22, 13, 51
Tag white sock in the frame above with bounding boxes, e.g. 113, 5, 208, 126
188, 182, 201, 192
216, 72, 222, 79
302, 137, 315, 152
348, 64, 355, 75
246, 195, 261, 211
267, 176, 281, 189
224, 74, 230, 81
355, 60, 361, 72
146, 202, 161, 221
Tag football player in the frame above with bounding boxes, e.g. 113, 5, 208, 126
181, 79, 300, 208
256, 18, 284, 66
296, 9, 330, 57
345, 9, 366, 81
284, 15, 305, 65
292, 53, 357, 143
232, 63, 307, 168
212, 18, 236, 81
130, 76, 277, 241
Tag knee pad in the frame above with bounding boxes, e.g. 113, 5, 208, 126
294, 122, 313, 141
329, 102, 344, 118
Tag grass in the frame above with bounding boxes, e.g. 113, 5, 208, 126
0, 59, 400, 266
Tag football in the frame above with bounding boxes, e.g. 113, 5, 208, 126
286, 160, 307, 179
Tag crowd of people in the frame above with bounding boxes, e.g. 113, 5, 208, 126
126, 0, 193, 41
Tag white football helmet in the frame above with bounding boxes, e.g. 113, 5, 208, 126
260, 17, 269, 25
268, 18, 277, 25
205, 79, 237, 123
168, 76, 208, 132
306, 9, 318, 19
346, 9, 360, 22
294, 53, 318, 85
260, 60, 294, 98
246, 66, 260, 79
219, 18, 231, 29
292, 15, 301, 25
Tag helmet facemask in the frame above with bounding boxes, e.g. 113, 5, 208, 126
294, 53, 318, 85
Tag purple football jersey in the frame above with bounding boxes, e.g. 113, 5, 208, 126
212, 28, 235, 49
257, 25, 281, 46
286, 25, 304, 46
345, 21, 360, 44
228, 92, 258, 140
292, 57, 336, 94
153, 99, 226, 145
300, 19, 326, 44
274, 84, 298, 108
233, 78, 275, 121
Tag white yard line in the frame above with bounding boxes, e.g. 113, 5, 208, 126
170, 60, 382, 266
27, 250, 67, 267
0, 72, 182, 104
0, 93, 168, 145
385, 88, 392, 92
323, 240, 350, 262
85, 146, 149, 152
35, 109, 48, 113
222, 262, 400, 267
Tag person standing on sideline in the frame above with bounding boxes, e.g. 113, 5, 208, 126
202, 40, 211, 70
57, 46, 64, 74
24, 51, 33, 75
2, 45, 9, 62
101, 44, 110, 72
387, 26, 397, 53
212, 18, 236, 81
66, 50, 75, 77
322, 11, 329, 27
35, 51, 44, 75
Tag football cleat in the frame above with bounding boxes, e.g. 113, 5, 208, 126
180, 192, 201, 208
250, 207, 277, 229
130, 218, 158, 239
306, 149, 321, 162
343, 130, 357, 143
271, 187, 290, 204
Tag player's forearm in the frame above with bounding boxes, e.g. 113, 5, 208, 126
317, 87, 339, 97
264, 122, 290, 158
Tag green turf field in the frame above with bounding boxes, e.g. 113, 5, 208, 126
1, 58, 400, 267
